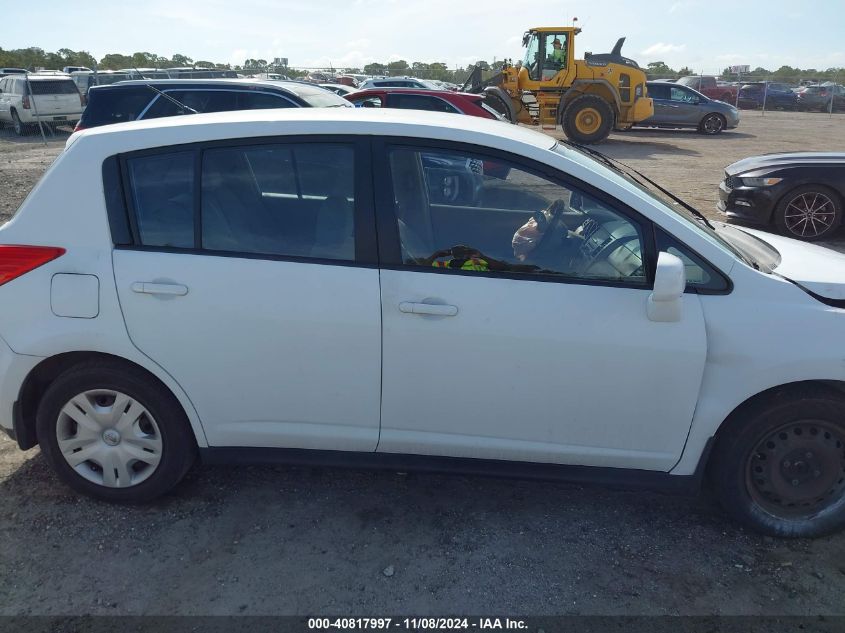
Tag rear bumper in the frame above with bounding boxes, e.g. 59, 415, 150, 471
717, 179, 783, 225
18, 110, 83, 124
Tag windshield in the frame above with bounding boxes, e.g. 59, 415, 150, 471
283, 83, 352, 108
552, 142, 772, 270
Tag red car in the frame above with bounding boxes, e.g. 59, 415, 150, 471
344, 88, 506, 121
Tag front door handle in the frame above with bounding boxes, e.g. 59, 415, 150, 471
131, 282, 189, 296
399, 302, 458, 317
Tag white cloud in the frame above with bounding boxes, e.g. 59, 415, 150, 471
669, 0, 698, 12
641, 42, 687, 56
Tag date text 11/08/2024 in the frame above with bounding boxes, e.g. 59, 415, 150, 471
307, 617, 529, 630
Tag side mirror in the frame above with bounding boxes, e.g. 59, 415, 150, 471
648, 252, 685, 322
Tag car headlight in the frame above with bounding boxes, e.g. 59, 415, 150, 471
740, 177, 783, 187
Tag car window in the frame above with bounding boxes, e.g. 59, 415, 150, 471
28, 80, 79, 95
143, 90, 239, 118
647, 84, 669, 99
126, 152, 195, 248
354, 96, 383, 108
238, 91, 295, 109
387, 147, 647, 285
655, 229, 728, 291
201, 143, 356, 260
670, 87, 696, 103
82, 87, 154, 125
387, 94, 460, 113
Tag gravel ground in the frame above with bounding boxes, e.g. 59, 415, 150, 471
0, 112, 844, 618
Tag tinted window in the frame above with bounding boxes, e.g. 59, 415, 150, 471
81, 87, 154, 126
388, 147, 646, 284
388, 94, 459, 113
238, 91, 295, 109
143, 90, 239, 118
201, 144, 355, 260
647, 84, 669, 99
28, 80, 79, 95
126, 152, 195, 248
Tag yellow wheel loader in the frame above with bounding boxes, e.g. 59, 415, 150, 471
463, 27, 654, 144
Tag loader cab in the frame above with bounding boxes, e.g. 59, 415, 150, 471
522, 29, 575, 82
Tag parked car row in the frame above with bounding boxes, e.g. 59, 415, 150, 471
0, 73, 85, 134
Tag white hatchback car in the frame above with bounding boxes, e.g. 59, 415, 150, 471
1, 110, 844, 538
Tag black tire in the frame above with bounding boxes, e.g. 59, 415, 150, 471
697, 113, 725, 135
482, 91, 515, 123
709, 386, 845, 538
773, 184, 843, 242
11, 110, 27, 136
36, 360, 197, 502
561, 94, 615, 144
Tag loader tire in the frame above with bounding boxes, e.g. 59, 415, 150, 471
561, 95, 615, 144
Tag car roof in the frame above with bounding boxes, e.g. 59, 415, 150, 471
93, 78, 306, 89
353, 87, 479, 98
68, 108, 556, 156
25, 74, 74, 81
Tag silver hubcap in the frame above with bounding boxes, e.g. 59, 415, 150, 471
56, 389, 162, 488
704, 116, 723, 133
784, 192, 837, 238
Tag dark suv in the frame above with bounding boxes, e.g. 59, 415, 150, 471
736, 82, 797, 110
75, 79, 351, 131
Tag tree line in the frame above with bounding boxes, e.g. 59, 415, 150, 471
2, 46, 841, 85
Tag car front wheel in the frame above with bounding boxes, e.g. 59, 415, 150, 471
698, 113, 725, 135
36, 360, 197, 502
709, 386, 845, 538
774, 184, 843, 241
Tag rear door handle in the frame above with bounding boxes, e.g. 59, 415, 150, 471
131, 282, 189, 296
399, 302, 458, 317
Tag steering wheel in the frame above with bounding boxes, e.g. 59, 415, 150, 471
533, 198, 578, 251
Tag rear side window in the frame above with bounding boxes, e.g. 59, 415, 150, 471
126, 152, 195, 248
238, 92, 295, 109
202, 144, 355, 259
27, 80, 79, 95
387, 94, 459, 113
122, 143, 357, 261
82, 87, 154, 126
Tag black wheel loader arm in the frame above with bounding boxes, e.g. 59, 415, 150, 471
461, 65, 504, 94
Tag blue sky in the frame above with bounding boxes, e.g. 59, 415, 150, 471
3, 0, 844, 72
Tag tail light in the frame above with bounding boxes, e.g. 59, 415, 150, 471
22, 95, 30, 110
0, 246, 65, 287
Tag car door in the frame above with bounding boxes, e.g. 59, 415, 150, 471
373, 140, 708, 471
111, 136, 382, 450
669, 86, 702, 125
645, 84, 673, 123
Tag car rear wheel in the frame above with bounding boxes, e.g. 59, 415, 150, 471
774, 184, 842, 241
709, 386, 845, 538
11, 110, 27, 136
36, 361, 197, 502
698, 113, 725, 135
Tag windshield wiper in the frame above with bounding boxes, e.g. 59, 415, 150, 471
142, 84, 198, 115
560, 141, 716, 230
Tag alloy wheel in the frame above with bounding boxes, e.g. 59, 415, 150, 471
55, 389, 163, 488
783, 192, 837, 238
702, 114, 724, 134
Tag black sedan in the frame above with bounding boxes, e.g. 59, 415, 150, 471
718, 153, 845, 241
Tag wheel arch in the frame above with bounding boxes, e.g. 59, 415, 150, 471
559, 80, 622, 119
14, 351, 207, 451
706, 379, 845, 459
